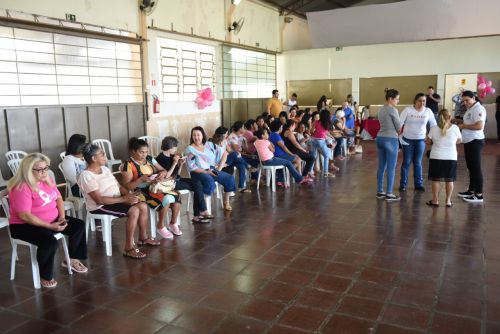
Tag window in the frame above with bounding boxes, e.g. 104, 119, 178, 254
0, 25, 142, 106
159, 38, 216, 102
222, 46, 276, 99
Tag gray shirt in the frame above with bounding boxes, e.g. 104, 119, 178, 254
377, 105, 401, 138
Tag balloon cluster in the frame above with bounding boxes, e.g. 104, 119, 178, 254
477, 75, 496, 99
195, 87, 215, 110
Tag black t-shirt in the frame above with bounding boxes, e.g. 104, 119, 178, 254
155, 152, 180, 178
426, 93, 440, 114
496, 95, 500, 113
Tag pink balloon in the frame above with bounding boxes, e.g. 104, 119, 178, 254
478, 83, 486, 90
491, 88, 496, 94
486, 80, 493, 87
478, 75, 486, 84
484, 86, 492, 94
479, 92, 486, 99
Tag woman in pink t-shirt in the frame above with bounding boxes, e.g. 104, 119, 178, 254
8, 153, 88, 288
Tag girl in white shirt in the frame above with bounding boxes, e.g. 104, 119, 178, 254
426, 109, 462, 207
399, 93, 437, 192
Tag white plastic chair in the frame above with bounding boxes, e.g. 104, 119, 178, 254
80, 192, 118, 256
58, 163, 84, 219
92, 139, 122, 172
148, 189, 191, 239
255, 151, 289, 192
48, 170, 76, 218
59, 151, 66, 161
0, 189, 72, 289
182, 163, 221, 215
7, 159, 21, 176
138, 136, 161, 158
5, 150, 27, 161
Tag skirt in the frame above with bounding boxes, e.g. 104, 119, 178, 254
137, 187, 180, 209
428, 159, 457, 182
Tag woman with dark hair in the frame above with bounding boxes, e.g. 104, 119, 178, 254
121, 137, 182, 239
256, 116, 266, 130
79, 143, 155, 259
186, 126, 236, 211
278, 111, 288, 125
156, 136, 213, 224
376, 89, 401, 202
398, 93, 437, 192
61, 134, 87, 197
282, 120, 315, 178
310, 109, 336, 177
317, 95, 327, 112
455, 90, 487, 203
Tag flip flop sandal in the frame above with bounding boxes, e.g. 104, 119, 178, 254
426, 200, 439, 207
239, 188, 252, 193
123, 248, 147, 259
41, 279, 58, 288
192, 218, 211, 224
446, 202, 453, 208
137, 237, 160, 246
61, 260, 88, 273
200, 214, 214, 219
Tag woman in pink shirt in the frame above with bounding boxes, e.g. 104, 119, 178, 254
8, 153, 88, 288
310, 109, 337, 177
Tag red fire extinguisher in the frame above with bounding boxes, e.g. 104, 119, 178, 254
152, 94, 160, 114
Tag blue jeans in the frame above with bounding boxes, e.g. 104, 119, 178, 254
400, 137, 425, 188
376, 136, 399, 194
334, 137, 344, 157
190, 169, 236, 195
310, 138, 330, 172
226, 152, 250, 189
263, 157, 303, 183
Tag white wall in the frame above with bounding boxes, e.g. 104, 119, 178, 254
307, 0, 500, 48
1, 0, 140, 33
278, 35, 500, 137
281, 15, 311, 51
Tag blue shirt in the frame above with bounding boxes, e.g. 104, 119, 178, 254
269, 132, 286, 157
344, 107, 355, 129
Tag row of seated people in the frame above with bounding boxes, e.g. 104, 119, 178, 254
4, 107, 357, 288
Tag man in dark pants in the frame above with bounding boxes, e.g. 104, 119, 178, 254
496, 95, 500, 143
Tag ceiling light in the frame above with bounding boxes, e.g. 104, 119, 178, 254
232, 0, 242, 5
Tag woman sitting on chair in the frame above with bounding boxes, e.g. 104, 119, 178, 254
61, 134, 87, 197
79, 143, 157, 259
186, 126, 236, 211
8, 153, 87, 288
156, 136, 213, 224
121, 137, 182, 239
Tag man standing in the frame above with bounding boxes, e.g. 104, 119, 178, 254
266, 90, 282, 118
426, 86, 441, 121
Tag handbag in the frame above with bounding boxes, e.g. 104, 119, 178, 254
149, 178, 176, 194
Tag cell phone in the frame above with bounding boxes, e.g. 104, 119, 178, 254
149, 174, 158, 180
211, 169, 219, 175
59, 221, 67, 226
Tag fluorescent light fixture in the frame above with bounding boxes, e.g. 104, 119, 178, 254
232, 0, 242, 5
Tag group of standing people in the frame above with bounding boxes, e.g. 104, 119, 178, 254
376, 88, 486, 206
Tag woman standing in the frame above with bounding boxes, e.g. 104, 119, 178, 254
186, 126, 236, 211
8, 153, 87, 288
317, 95, 327, 112
310, 109, 337, 177
121, 138, 182, 238
376, 89, 401, 202
399, 93, 437, 192
456, 90, 487, 203
426, 109, 462, 207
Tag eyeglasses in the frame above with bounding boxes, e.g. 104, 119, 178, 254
32, 166, 50, 173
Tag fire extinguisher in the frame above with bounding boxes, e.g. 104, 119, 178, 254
152, 94, 160, 114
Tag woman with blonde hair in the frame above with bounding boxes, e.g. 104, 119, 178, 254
426, 109, 462, 207
8, 153, 87, 288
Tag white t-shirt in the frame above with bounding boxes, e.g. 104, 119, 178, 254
428, 124, 462, 160
400, 106, 437, 140
461, 102, 486, 143
286, 99, 297, 112
61, 155, 86, 186
79, 166, 121, 211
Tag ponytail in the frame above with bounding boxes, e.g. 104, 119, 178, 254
437, 109, 451, 136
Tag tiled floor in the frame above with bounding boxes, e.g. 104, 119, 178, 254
0, 141, 499, 334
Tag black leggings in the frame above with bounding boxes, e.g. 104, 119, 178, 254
175, 177, 207, 216
463, 139, 484, 194
295, 150, 315, 176
9, 217, 87, 281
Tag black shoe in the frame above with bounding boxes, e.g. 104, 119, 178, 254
376, 192, 386, 199
385, 194, 401, 202
415, 186, 425, 192
399, 187, 407, 192
462, 194, 483, 203
457, 190, 474, 198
